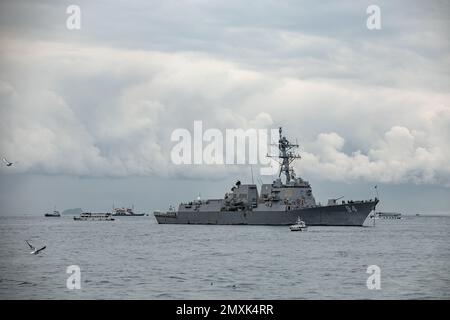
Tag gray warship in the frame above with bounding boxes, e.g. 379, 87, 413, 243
154, 127, 378, 226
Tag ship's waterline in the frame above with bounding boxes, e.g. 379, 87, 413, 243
155, 201, 377, 226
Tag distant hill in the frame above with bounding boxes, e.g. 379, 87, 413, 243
62, 208, 83, 215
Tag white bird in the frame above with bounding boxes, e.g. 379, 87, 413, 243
25, 240, 46, 255
2, 158, 15, 167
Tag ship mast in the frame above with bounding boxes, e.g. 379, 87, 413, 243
267, 127, 301, 183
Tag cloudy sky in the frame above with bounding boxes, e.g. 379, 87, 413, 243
0, 0, 449, 215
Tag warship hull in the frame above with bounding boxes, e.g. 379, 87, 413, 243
154, 201, 377, 226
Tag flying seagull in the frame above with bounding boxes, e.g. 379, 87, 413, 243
2, 158, 15, 167
25, 240, 46, 255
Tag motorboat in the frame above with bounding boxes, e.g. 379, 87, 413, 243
289, 217, 308, 231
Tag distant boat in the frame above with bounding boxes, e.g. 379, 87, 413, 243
289, 217, 308, 231
74, 212, 115, 221
375, 212, 402, 219
111, 206, 145, 217
45, 210, 61, 217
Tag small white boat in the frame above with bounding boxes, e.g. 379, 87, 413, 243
74, 212, 115, 221
289, 217, 308, 231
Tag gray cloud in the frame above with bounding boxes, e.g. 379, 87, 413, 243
0, 0, 449, 189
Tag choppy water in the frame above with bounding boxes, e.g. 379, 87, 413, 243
0, 215, 449, 299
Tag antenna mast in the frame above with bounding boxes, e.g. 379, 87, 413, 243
267, 127, 301, 183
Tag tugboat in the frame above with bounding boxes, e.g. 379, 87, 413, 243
289, 217, 308, 231
112, 206, 145, 217
74, 212, 115, 221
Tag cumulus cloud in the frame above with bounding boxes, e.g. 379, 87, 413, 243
0, 0, 449, 187
297, 122, 450, 186
0, 37, 449, 187
0, 39, 277, 178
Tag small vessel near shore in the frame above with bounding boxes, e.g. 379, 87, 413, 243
44, 210, 60, 217
112, 206, 145, 217
74, 212, 115, 221
289, 217, 308, 231
375, 212, 402, 220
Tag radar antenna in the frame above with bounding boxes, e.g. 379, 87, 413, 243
267, 127, 301, 183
